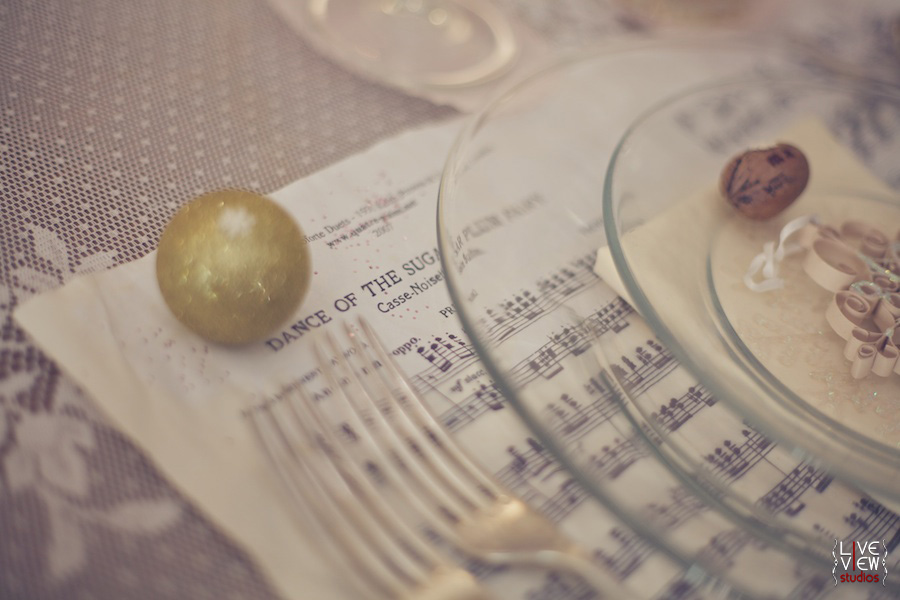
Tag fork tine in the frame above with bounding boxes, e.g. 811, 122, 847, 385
355, 320, 635, 599
356, 318, 504, 502
282, 375, 449, 572
313, 332, 472, 528
247, 401, 422, 599
276, 395, 437, 586
254, 321, 630, 599
303, 337, 503, 599
335, 325, 489, 514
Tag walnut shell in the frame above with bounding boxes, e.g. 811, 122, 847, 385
720, 143, 810, 220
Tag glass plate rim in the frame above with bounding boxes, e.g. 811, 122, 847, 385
436, 39, 861, 596
602, 73, 900, 503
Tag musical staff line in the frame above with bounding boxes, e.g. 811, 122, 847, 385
432, 295, 633, 433
493, 433, 650, 524
695, 528, 754, 571
583, 436, 649, 483
438, 379, 507, 433
539, 478, 592, 524
493, 436, 588, 523
607, 339, 677, 399
409, 253, 613, 400
392, 241, 900, 596
784, 573, 831, 600
844, 496, 900, 548
480, 254, 601, 345
543, 385, 619, 445
415, 333, 474, 374
526, 571, 597, 600
645, 486, 709, 531
651, 578, 702, 600
704, 427, 774, 483
508, 297, 633, 389
595, 527, 656, 580
411, 330, 481, 389
757, 462, 833, 518
651, 385, 717, 433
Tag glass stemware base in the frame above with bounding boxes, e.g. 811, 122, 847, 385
302, 0, 518, 89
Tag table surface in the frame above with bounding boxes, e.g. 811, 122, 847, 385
2, 1, 899, 599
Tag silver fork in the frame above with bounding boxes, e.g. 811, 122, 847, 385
248, 317, 630, 599
247, 362, 494, 599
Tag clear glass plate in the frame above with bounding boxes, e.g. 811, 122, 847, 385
603, 78, 900, 502
438, 38, 900, 597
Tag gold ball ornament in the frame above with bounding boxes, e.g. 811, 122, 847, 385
156, 189, 311, 345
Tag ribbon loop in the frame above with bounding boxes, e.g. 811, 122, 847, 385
747, 216, 900, 380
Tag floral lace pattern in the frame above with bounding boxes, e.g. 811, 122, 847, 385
5, 0, 900, 597
0, 0, 450, 597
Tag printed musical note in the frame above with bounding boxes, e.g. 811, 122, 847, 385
512, 299, 634, 386
474, 382, 504, 411
339, 422, 358, 443
645, 487, 708, 531
607, 341, 676, 397
528, 344, 564, 380
542, 478, 588, 522
493, 438, 581, 521
757, 463, 832, 517
421, 528, 502, 580
439, 393, 503, 433
583, 298, 632, 336
585, 436, 648, 481
553, 325, 591, 357
432, 293, 637, 434
391, 233, 900, 598
501, 290, 542, 321
496, 437, 558, 490
544, 386, 618, 442
783, 573, 832, 600
652, 578, 702, 600
844, 496, 900, 547
417, 343, 451, 372
253, 74, 900, 600
594, 527, 656, 580
832, 94, 900, 188
481, 253, 602, 344
652, 385, 717, 433
416, 331, 476, 374
525, 571, 596, 600
704, 427, 773, 482
674, 85, 802, 154
695, 529, 754, 570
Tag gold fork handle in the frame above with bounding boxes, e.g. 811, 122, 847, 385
405, 567, 497, 600
456, 497, 632, 598
484, 546, 633, 599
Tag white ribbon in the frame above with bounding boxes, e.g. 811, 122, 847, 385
744, 214, 821, 292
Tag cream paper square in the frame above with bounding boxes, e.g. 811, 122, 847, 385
594, 117, 900, 446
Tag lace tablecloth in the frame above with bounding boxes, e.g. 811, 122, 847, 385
2, 1, 899, 598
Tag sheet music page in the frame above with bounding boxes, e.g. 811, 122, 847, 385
16, 107, 900, 599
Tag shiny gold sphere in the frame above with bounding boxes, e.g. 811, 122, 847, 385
156, 189, 311, 345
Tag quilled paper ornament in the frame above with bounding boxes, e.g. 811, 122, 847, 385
746, 215, 900, 379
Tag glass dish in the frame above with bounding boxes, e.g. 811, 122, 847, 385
603, 78, 900, 502
438, 38, 900, 597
